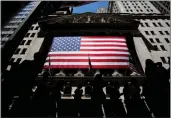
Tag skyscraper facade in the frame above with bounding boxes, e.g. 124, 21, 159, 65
108, 1, 160, 14
151, 1, 170, 14
1, 1, 41, 47
108, 1, 170, 70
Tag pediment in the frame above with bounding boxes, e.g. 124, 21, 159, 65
39, 13, 138, 24
38, 13, 140, 31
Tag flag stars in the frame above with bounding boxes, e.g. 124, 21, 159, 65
51, 37, 81, 51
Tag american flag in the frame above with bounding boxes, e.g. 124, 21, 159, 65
129, 57, 140, 73
44, 36, 129, 69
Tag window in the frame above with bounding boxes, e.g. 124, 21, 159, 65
166, 22, 170, 27
152, 22, 158, 27
147, 9, 149, 12
149, 38, 155, 43
153, 45, 159, 51
25, 33, 30, 37
140, 23, 144, 27
10, 58, 15, 63
26, 40, 32, 45
160, 45, 167, 51
160, 57, 167, 63
158, 22, 163, 27
159, 31, 164, 35
21, 48, 27, 54
35, 26, 39, 30
20, 40, 26, 45
155, 38, 161, 43
168, 57, 170, 62
165, 31, 170, 35
145, 23, 150, 27
14, 48, 20, 54
30, 33, 36, 37
30, 26, 34, 30
164, 38, 170, 43
145, 31, 150, 35
151, 31, 155, 35
151, 9, 153, 12
144, 6, 146, 8
16, 58, 22, 64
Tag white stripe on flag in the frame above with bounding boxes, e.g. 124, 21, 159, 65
80, 47, 128, 50
46, 56, 129, 60
82, 38, 126, 41
44, 62, 129, 66
81, 42, 126, 45
49, 51, 129, 54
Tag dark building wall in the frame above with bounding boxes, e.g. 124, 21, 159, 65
1, 1, 29, 26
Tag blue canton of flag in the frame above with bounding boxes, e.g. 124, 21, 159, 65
51, 37, 82, 52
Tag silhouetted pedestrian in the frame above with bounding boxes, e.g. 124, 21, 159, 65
74, 84, 83, 116
110, 82, 120, 102
16, 52, 42, 97
142, 80, 151, 99
123, 82, 130, 104
64, 82, 71, 94
106, 82, 113, 95
74, 84, 83, 100
155, 62, 169, 88
85, 82, 93, 95
145, 59, 156, 82
92, 75, 106, 109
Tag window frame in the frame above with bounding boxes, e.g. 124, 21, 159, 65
160, 45, 167, 51
160, 57, 167, 64
20, 48, 27, 54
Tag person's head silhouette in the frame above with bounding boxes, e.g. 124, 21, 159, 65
145, 59, 155, 67
156, 62, 162, 67
33, 52, 41, 62
95, 74, 102, 80
77, 84, 82, 89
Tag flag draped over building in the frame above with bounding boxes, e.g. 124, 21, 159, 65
129, 57, 140, 73
44, 36, 129, 69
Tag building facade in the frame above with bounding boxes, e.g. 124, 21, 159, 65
2, 1, 170, 118
108, 1, 161, 14
151, 1, 170, 14
1, 1, 41, 47
97, 7, 108, 13
108, 1, 170, 70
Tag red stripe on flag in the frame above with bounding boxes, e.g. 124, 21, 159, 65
46, 59, 129, 62
80, 49, 128, 51
81, 40, 126, 43
81, 44, 127, 47
44, 65, 129, 69
82, 36, 126, 39
44, 65, 89, 69
92, 65, 129, 69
